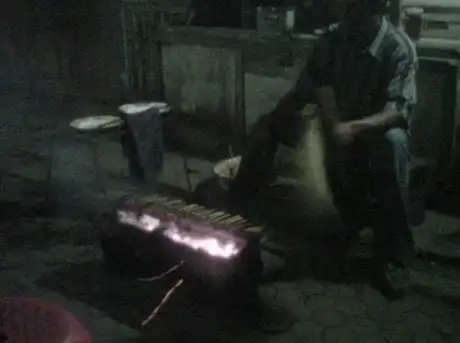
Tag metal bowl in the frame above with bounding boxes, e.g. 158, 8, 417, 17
213, 156, 241, 190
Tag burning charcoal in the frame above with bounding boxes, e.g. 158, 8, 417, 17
245, 226, 264, 233
212, 213, 232, 221
203, 210, 220, 219
221, 215, 245, 225
216, 217, 234, 226
165, 199, 187, 209
188, 205, 206, 213
231, 221, 250, 230
228, 221, 250, 231
233, 218, 249, 226
193, 208, 214, 217
147, 196, 169, 206
158, 199, 174, 206
147, 195, 168, 202
208, 211, 227, 219
140, 195, 163, 203
182, 204, 201, 212
168, 199, 185, 205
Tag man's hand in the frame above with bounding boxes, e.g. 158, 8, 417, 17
333, 122, 359, 146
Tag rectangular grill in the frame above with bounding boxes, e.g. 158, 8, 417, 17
112, 193, 264, 302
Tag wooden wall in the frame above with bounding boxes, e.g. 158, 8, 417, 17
2, 0, 122, 100
162, 45, 245, 157
120, 1, 187, 100
121, 4, 247, 158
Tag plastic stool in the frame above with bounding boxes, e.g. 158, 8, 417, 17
0, 297, 92, 343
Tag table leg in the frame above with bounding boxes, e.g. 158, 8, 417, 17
46, 136, 54, 203
182, 156, 193, 194
91, 139, 106, 196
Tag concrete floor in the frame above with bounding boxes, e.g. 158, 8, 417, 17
1, 91, 460, 342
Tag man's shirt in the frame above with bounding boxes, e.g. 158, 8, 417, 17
292, 18, 418, 124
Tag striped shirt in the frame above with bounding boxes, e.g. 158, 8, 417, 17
292, 18, 418, 124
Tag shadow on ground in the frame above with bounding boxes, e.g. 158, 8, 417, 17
0, 203, 101, 251
36, 260, 272, 342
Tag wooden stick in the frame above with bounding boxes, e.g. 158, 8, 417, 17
138, 261, 184, 282
228, 145, 234, 158
141, 278, 184, 327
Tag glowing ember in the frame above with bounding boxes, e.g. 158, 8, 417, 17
117, 210, 241, 259
139, 214, 161, 232
163, 228, 239, 258
118, 210, 161, 232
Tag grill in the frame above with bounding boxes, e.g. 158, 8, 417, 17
102, 193, 264, 304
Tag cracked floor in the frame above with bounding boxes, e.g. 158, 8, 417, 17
1, 92, 460, 342
1, 215, 460, 343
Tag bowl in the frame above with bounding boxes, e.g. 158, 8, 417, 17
213, 156, 241, 190
119, 102, 170, 115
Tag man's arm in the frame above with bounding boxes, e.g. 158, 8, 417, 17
351, 48, 418, 134
271, 31, 337, 118
315, 85, 342, 129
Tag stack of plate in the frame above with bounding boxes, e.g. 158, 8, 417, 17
118, 102, 170, 116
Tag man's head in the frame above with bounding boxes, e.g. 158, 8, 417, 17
341, 0, 388, 21
338, 0, 389, 43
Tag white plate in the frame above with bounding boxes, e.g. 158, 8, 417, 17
70, 115, 123, 131
119, 102, 170, 115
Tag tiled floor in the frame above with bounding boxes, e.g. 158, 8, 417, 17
1, 91, 460, 342
2, 215, 460, 343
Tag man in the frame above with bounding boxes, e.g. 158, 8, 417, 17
269, 0, 417, 299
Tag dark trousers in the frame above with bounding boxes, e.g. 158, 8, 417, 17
329, 128, 414, 263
